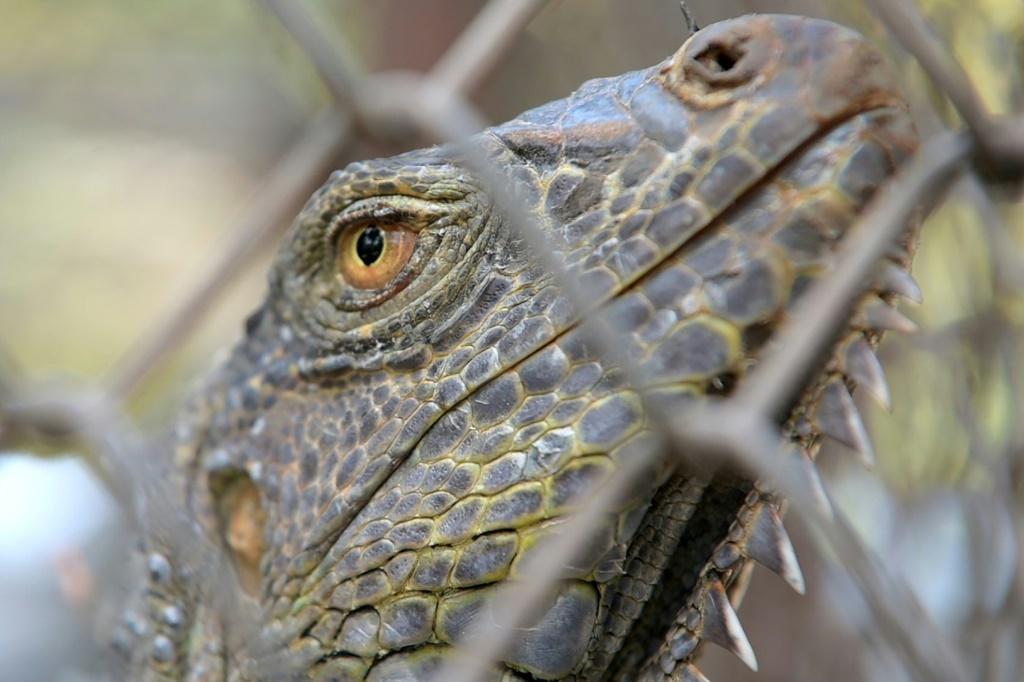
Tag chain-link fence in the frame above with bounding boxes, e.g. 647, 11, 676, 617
1, 1, 1022, 680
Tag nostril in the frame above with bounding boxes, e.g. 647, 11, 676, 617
678, 31, 760, 93
696, 43, 742, 74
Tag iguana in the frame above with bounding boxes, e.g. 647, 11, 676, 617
110, 14, 920, 681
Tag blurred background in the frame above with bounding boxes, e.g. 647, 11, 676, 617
1, 1, 1022, 680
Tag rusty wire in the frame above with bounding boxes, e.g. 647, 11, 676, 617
2, 0, 1022, 680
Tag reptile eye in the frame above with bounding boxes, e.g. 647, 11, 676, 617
337, 223, 417, 290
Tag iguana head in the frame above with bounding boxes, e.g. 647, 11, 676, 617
113, 15, 916, 681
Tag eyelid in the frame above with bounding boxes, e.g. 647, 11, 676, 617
326, 195, 445, 242
327, 207, 410, 243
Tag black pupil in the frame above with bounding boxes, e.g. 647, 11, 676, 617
355, 226, 385, 266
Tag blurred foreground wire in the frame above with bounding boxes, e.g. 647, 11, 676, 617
1, 1, 1022, 680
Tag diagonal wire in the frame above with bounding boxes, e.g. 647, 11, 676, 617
679, 405, 969, 682
862, 0, 993, 134
429, 0, 550, 96
738, 130, 972, 421
863, 0, 1024, 175
103, 108, 352, 401
259, 0, 366, 112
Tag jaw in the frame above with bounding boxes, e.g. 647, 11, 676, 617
244, 105, 915, 678
164, 94, 913, 682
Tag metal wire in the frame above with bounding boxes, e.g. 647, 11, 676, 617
2, 0, 1023, 680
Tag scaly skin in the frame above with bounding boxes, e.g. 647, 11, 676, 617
112, 15, 918, 681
